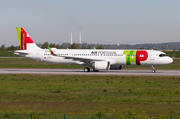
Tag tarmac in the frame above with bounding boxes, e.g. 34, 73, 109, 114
0, 68, 180, 76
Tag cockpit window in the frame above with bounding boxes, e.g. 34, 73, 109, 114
159, 54, 167, 57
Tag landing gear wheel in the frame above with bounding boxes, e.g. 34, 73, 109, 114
151, 66, 156, 73
93, 68, 99, 72
151, 69, 156, 73
84, 67, 90, 72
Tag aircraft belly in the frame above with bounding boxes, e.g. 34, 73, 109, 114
25, 53, 37, 61
143, 58, 162, 66
43, 56, 76, 64
139, 60, 150, 65
114, 56, 126, 65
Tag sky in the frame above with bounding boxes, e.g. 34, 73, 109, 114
0, 0, 180, 46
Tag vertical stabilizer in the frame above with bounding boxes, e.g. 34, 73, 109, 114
16, 27, 40, 50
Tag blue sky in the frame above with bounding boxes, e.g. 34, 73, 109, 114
0, 0, 180, 46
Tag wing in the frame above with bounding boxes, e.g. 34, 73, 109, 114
63, 56, 105, 63
47, 46, 105, 64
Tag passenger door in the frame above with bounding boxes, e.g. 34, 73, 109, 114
150, 51, 155, 60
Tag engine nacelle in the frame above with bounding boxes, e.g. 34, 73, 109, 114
110, 65, 123, 70
92, 61, 110, 70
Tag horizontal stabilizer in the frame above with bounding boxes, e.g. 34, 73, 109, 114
14, 50, 29, 55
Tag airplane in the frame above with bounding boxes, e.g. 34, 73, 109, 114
14, 27, 173, 73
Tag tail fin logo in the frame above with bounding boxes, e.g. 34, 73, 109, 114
16, 27, 34, 50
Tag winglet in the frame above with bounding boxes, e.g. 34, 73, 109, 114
47, 46, 55, 55
93, 47, 96, 50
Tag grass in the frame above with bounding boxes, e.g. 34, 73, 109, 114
0, 58, 85, 69
0, 58, 180, 70
0, 74, 180, 117
0, 51, 18, 57
163, 51, 180, 58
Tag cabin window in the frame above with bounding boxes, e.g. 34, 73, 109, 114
140, 55, 144, 57
159, 54, 167, 57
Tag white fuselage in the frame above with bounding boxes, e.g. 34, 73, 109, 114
15, 48, 173, 66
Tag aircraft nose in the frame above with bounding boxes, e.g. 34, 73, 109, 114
167, 57, 173, 64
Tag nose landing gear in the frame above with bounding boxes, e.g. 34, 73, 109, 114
151, 66, 156, 73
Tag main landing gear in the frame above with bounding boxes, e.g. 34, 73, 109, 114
151, 66, 156, 73
84, 67, 90, 72
84, 67, 99, 72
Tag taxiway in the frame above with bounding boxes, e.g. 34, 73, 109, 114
0, 68, 179, 76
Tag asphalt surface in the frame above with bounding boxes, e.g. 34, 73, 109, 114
0, 68, 180, 76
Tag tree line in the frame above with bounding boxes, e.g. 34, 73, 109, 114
41, 42, 104, 49
0, 44, 20, 51
0, 42, 104, 51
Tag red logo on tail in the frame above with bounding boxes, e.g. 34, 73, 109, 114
21, 28, 34, 50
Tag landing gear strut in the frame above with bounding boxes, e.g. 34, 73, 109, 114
84, 67, 90, 72
151, 66, 156, 73
93, 68, 99, 72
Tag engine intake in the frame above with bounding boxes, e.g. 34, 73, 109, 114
92, 61, 110, 70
